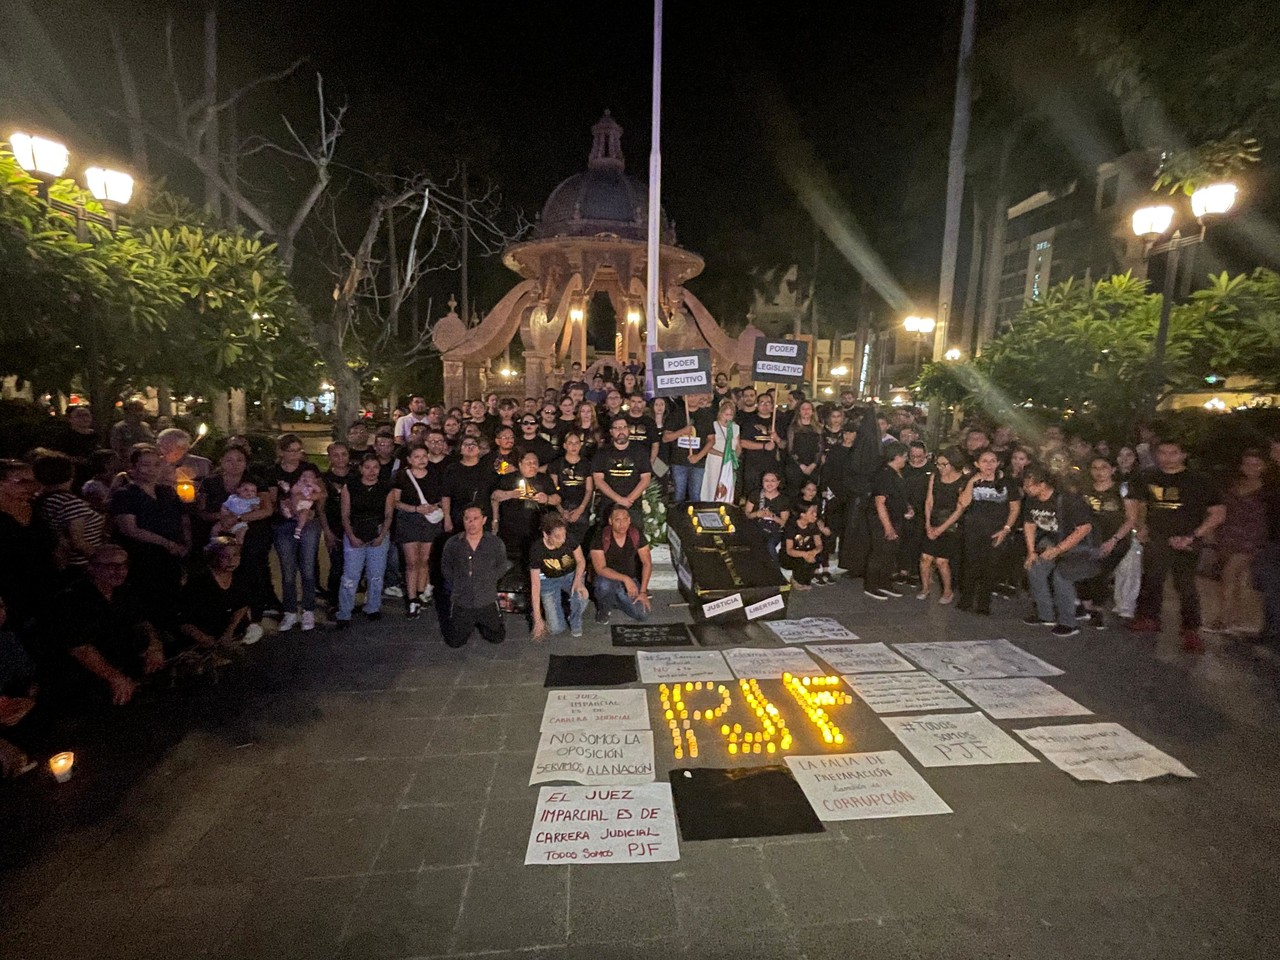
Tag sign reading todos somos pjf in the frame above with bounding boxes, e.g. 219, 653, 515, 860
751, 338, 809, 383
652, 349, 712, 397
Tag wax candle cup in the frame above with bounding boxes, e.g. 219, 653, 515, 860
49, 751, 74, 782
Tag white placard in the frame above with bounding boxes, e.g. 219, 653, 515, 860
843, 672, 971, 713
529, 728, 655, 786
785, 751, 952, 820
894, 640, 1064, 680
636, 650, 734, 685
540, 689, 651, 731
723, 646, 820, 679
1015, 723, 1196, 783
702, 594, 744, 618
882, 712, 1039, 767
525, 784, 680, 865
764, 618, 860, 644
812, 642, 913, 674
756, 360, 805, 379
745, 593, 786, 620
949, 678, 1092, 720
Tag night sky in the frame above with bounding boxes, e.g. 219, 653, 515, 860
22, 1, 1007, 327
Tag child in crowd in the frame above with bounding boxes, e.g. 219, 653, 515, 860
216, 478, 261, 543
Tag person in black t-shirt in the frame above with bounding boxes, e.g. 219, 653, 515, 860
745, 470, 790, 560
442, 437, 494, 532
1130, 440, 1225, 648
781, 502, 823, 589
336, 453, 395, 625
492, 452, 557, 564
591, 418, 652, 528
178, 537, 256, 650
590, 504, 653, 623
663, 396, 715, 503
739, 393, 782, 500
549, 432, 595, 544
320, 442, 354, 601
485, 426, 522, 479
529, 513, 589, 640
899, 442, 933, 586
392, 445, 447, 616
1077, 456, 1139, 629
1022, 465, 1096, 635
516, 415, 557, 467
110, 444, 190, 631
865, 443, 911, 599
625, 394, 660, 464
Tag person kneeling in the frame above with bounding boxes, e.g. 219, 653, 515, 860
1022, 465, 1096, 638
440, 506, 510, 647
529, 513, 589, 640
589, 504, 652, 624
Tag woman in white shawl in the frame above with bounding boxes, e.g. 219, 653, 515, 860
700, 399, 741, 503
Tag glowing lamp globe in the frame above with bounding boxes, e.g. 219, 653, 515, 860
944, 348, 962, 362
1131, 205, 1175, 239
904, 315, 936, 335
830, 365, 849, 378
1190, 183, 1237, 219
10, 132, 69, 177
85, 167, 135, 205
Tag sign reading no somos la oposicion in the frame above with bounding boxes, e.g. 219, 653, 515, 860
751, 338, 809, 384
651, 349, 712, 398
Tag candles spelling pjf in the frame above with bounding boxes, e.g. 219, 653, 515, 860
49, 752, 74, 782
782, 673, 851, 747
175, 480, 196, 504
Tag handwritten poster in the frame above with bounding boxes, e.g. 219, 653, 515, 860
1015, 723, 1196, 783
525, 783, 681, 865
723, 646, 820, 680
949, 678, 1092, 720
540, 690, 651, 731
785, 752, 952, 820
813, 642, 913, 674
894, 640, 1064, 680
843, 672, 971, 714
530, 728, 655, 786
881, 712, 1039, 767
765, 618, 860, 644
636, 650, 734, 685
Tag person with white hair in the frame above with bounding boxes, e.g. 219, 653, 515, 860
155, 428, 212, 485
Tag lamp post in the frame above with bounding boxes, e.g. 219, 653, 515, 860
1131, 182, 1237, 417
903, 315, 936, 374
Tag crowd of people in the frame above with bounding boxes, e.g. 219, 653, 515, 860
2, 363, 1280, 780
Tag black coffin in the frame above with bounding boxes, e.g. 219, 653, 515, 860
666, 503, 789, 624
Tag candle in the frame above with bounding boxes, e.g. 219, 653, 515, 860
49, 751, 74, 783
175, 480, 196, 504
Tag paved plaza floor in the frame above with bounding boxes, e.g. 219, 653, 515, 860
3, 573, 1280, 960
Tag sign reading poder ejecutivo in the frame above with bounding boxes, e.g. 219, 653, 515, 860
651, 348, 711, 397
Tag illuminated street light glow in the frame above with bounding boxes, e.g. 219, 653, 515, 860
10, 132, 69, 177
944, 348, 962, 361
1131, 204, 1175, 239
1190, 182, 1238, 219
84, 167, 135, 205
903, 315, 936, 335
626, 308, 641, 325
569, 306, 585, 323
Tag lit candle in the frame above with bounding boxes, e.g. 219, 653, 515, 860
49, 751, 74, 783
175, 480, 196, 504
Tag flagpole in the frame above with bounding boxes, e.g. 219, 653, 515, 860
644, 0, 663, 396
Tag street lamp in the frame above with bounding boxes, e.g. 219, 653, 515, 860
903, 315, 936, 372
944, 348, 962, 362
85, 167, 135, 206
10, 131, 69, 179
1132, 181, 1237, 415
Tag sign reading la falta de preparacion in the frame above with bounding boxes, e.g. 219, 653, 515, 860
751, 338, 809, 384
651, 349, 712, 398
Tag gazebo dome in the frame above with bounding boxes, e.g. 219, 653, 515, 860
535, 111, 675, 244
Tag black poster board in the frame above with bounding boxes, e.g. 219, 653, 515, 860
544, 654, 638, 687
651, 349, 712, 398
611, 623, 694, 648
669, 766, 825, 841
751, 338, 809, 384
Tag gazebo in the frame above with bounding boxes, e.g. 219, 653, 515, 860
432, 111, 762, 405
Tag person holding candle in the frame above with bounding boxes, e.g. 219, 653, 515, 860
110, 444, 190, 632
529, 513, 589, 640
336, 452, 396, 627
155, 428, 212, 487
439, 506, 511, 647
492, 451, 557, 565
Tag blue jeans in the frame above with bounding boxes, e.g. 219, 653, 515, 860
1028, 558, 1078, 627
273, 520, 320, 613
671, 464, 705, 503
594, 576, 651, 622
339, 536, 390, 620
539, 572, 588, 635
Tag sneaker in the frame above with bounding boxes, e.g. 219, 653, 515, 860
880, 586, 904, 598
407, 601, 420, 619
1023, 615, 1055, 627
420, 584, 434, 601
1089, 610, 1106, 631
915, 590, 930, 600
364, 610, 382, 622
242, 623, 264, 645
938, 594, 954, 605
864, 589, 889, 601
570, 623, 584, 638
1051, 625, 1080, 638
595, 606, 611, 624
1181, 629, 1205, 652
301, 611, 316, 632
278, 612, 299, 632
383, 586, 404, 599
262, 608, 281, 619
1127, 617, 1160, 634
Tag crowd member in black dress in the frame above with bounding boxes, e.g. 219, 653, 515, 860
920, 447, 966, 604
865, 443, 911, 600
549, 431, 594, 545
110, 444, 190, 631
785, 400, 822, 495
392, 444, 446, 617
956, 449, 1022, 615
1078, 456, 1139, 630
492, 451, 557, 564
441, 437, 493, 532
745, 469, 790, 559
899, 441, 932, 586
781, 502, 823, 590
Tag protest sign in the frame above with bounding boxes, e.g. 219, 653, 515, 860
723, 646, 820, 679
611, 623, 693, 648
636, 650, 734, 685
525, 783, 680, 865
949, 678, 1092, 720
651, 349, 711, 397
894, 639, 1064, 680
765, 618, 860, 644
751, 338, 810, 384
745, 593, 786, 621
785, 751, 952, 821
1015, 723, 1196, 783
540, 689, 650, 731
812, 642, 913, 674
530, 728, 655, 786
843, 672, 971, 713
882, 712, 1039, 767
